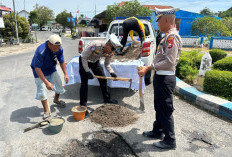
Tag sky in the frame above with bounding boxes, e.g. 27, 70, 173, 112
2, 0, 232, 18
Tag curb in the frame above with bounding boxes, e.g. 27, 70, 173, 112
175, 77, 232, 120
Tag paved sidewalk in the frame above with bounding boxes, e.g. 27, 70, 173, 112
175, 77, 232, 120
0, 42, 42, 57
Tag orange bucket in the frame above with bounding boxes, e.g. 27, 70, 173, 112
72, 106, 87, 120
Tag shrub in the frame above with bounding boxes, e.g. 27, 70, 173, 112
0, 13, 30, 39
204, 70, 232, 100
213, 56, 232, 72
209, 49, 227, 63
176, 50, 203, 83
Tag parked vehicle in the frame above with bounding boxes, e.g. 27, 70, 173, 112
41, 26, 49, 31
77, 17, 156, 84
98, 31, 107, 37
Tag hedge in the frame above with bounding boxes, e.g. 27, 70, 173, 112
176, 50, 203, 83
204, 70, 232, 100
213, 56, 232, 72
209, 49, 227, 63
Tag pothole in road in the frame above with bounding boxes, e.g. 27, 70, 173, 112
183, 130, 218, 152
190, 138, 212, 147
48, 131, 137, 157
90, 104, 139, 127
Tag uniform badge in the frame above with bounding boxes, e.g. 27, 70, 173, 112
167, 37, 174, 49
90, 46, 95, 51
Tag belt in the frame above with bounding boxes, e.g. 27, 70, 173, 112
156, 70, 175, 75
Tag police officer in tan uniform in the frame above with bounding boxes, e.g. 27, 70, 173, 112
138, 8, 182, 149
79, 34, 122, 108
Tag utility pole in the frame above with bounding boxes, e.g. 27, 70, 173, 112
24, 0, 26, 19
70, 12, 73, 35
95, 4, 96, 16
12, 0, 19, 44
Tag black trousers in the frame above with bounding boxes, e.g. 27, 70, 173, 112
152, 73, 176, 144
79, 57, 110, 106
120, 18, 145, 49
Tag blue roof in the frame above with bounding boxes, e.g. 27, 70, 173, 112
115, 17, 151, 21
175, 10, 220, 20
151, 9, 221, 36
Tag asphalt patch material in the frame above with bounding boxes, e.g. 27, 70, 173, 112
90, 104, 139, 127
113, 43, 141, 62
48, 131, 137, 157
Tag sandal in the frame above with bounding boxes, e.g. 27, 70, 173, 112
43, 113, 51, 120
53, 100, 66, 108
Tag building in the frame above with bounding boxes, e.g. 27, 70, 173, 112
152, 9, 221, 36
0, 3, 12, 28
18, 10, 29, 21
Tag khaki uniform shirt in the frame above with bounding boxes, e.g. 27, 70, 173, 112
81, 40, 114, 73
152, 28, 182, 73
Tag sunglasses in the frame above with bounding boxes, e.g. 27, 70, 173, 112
108, 42, 115, 51
111, 46, 115, 51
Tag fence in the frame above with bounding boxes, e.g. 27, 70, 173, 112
181, 36, 204, 47
210, 37, 232, 50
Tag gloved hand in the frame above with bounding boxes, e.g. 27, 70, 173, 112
110, 73, 117, 78
87, 72, 94, 79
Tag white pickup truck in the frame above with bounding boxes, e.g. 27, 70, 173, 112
78, 17, 156, 84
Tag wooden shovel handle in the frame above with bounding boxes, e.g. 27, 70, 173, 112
24, 119, 49, 133
94, 75, 131, 82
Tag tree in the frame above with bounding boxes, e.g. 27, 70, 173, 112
200, 7, 215, 16
34, 6, 54, 28
0, 13, 30, 39
28, 11, 38, 25
191, 16, 231, 38
222, 17, 232, 34
55, 10, 72, 30
218, 7, 232, 18
106, 0, 152, 24
78, 14, 84, 20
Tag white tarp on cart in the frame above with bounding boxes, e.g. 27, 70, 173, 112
66, 56, 145, 91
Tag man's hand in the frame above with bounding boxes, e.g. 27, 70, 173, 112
64, 74, 69, 84
87, 72, 94, 79
138, 66, 151, 77
110, 73, 117, 78
45, 82, 53, 90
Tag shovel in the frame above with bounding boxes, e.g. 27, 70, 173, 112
24, 118, 50, 133
137, 66, 145, 111
93, 75, 132, 92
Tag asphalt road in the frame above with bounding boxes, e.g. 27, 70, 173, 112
0, 31, 231, 157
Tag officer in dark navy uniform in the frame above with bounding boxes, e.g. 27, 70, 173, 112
138, 8, 182, 149
120, 17, 146, 52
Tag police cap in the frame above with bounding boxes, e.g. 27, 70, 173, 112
109, 34, 122, 49
155, 8, 179, 22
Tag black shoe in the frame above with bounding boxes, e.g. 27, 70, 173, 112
153, 141, 176, 149
104, 98, 118, 104
143, 131, 164, 139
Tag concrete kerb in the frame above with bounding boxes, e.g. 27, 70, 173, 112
175, 77, 232, 121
